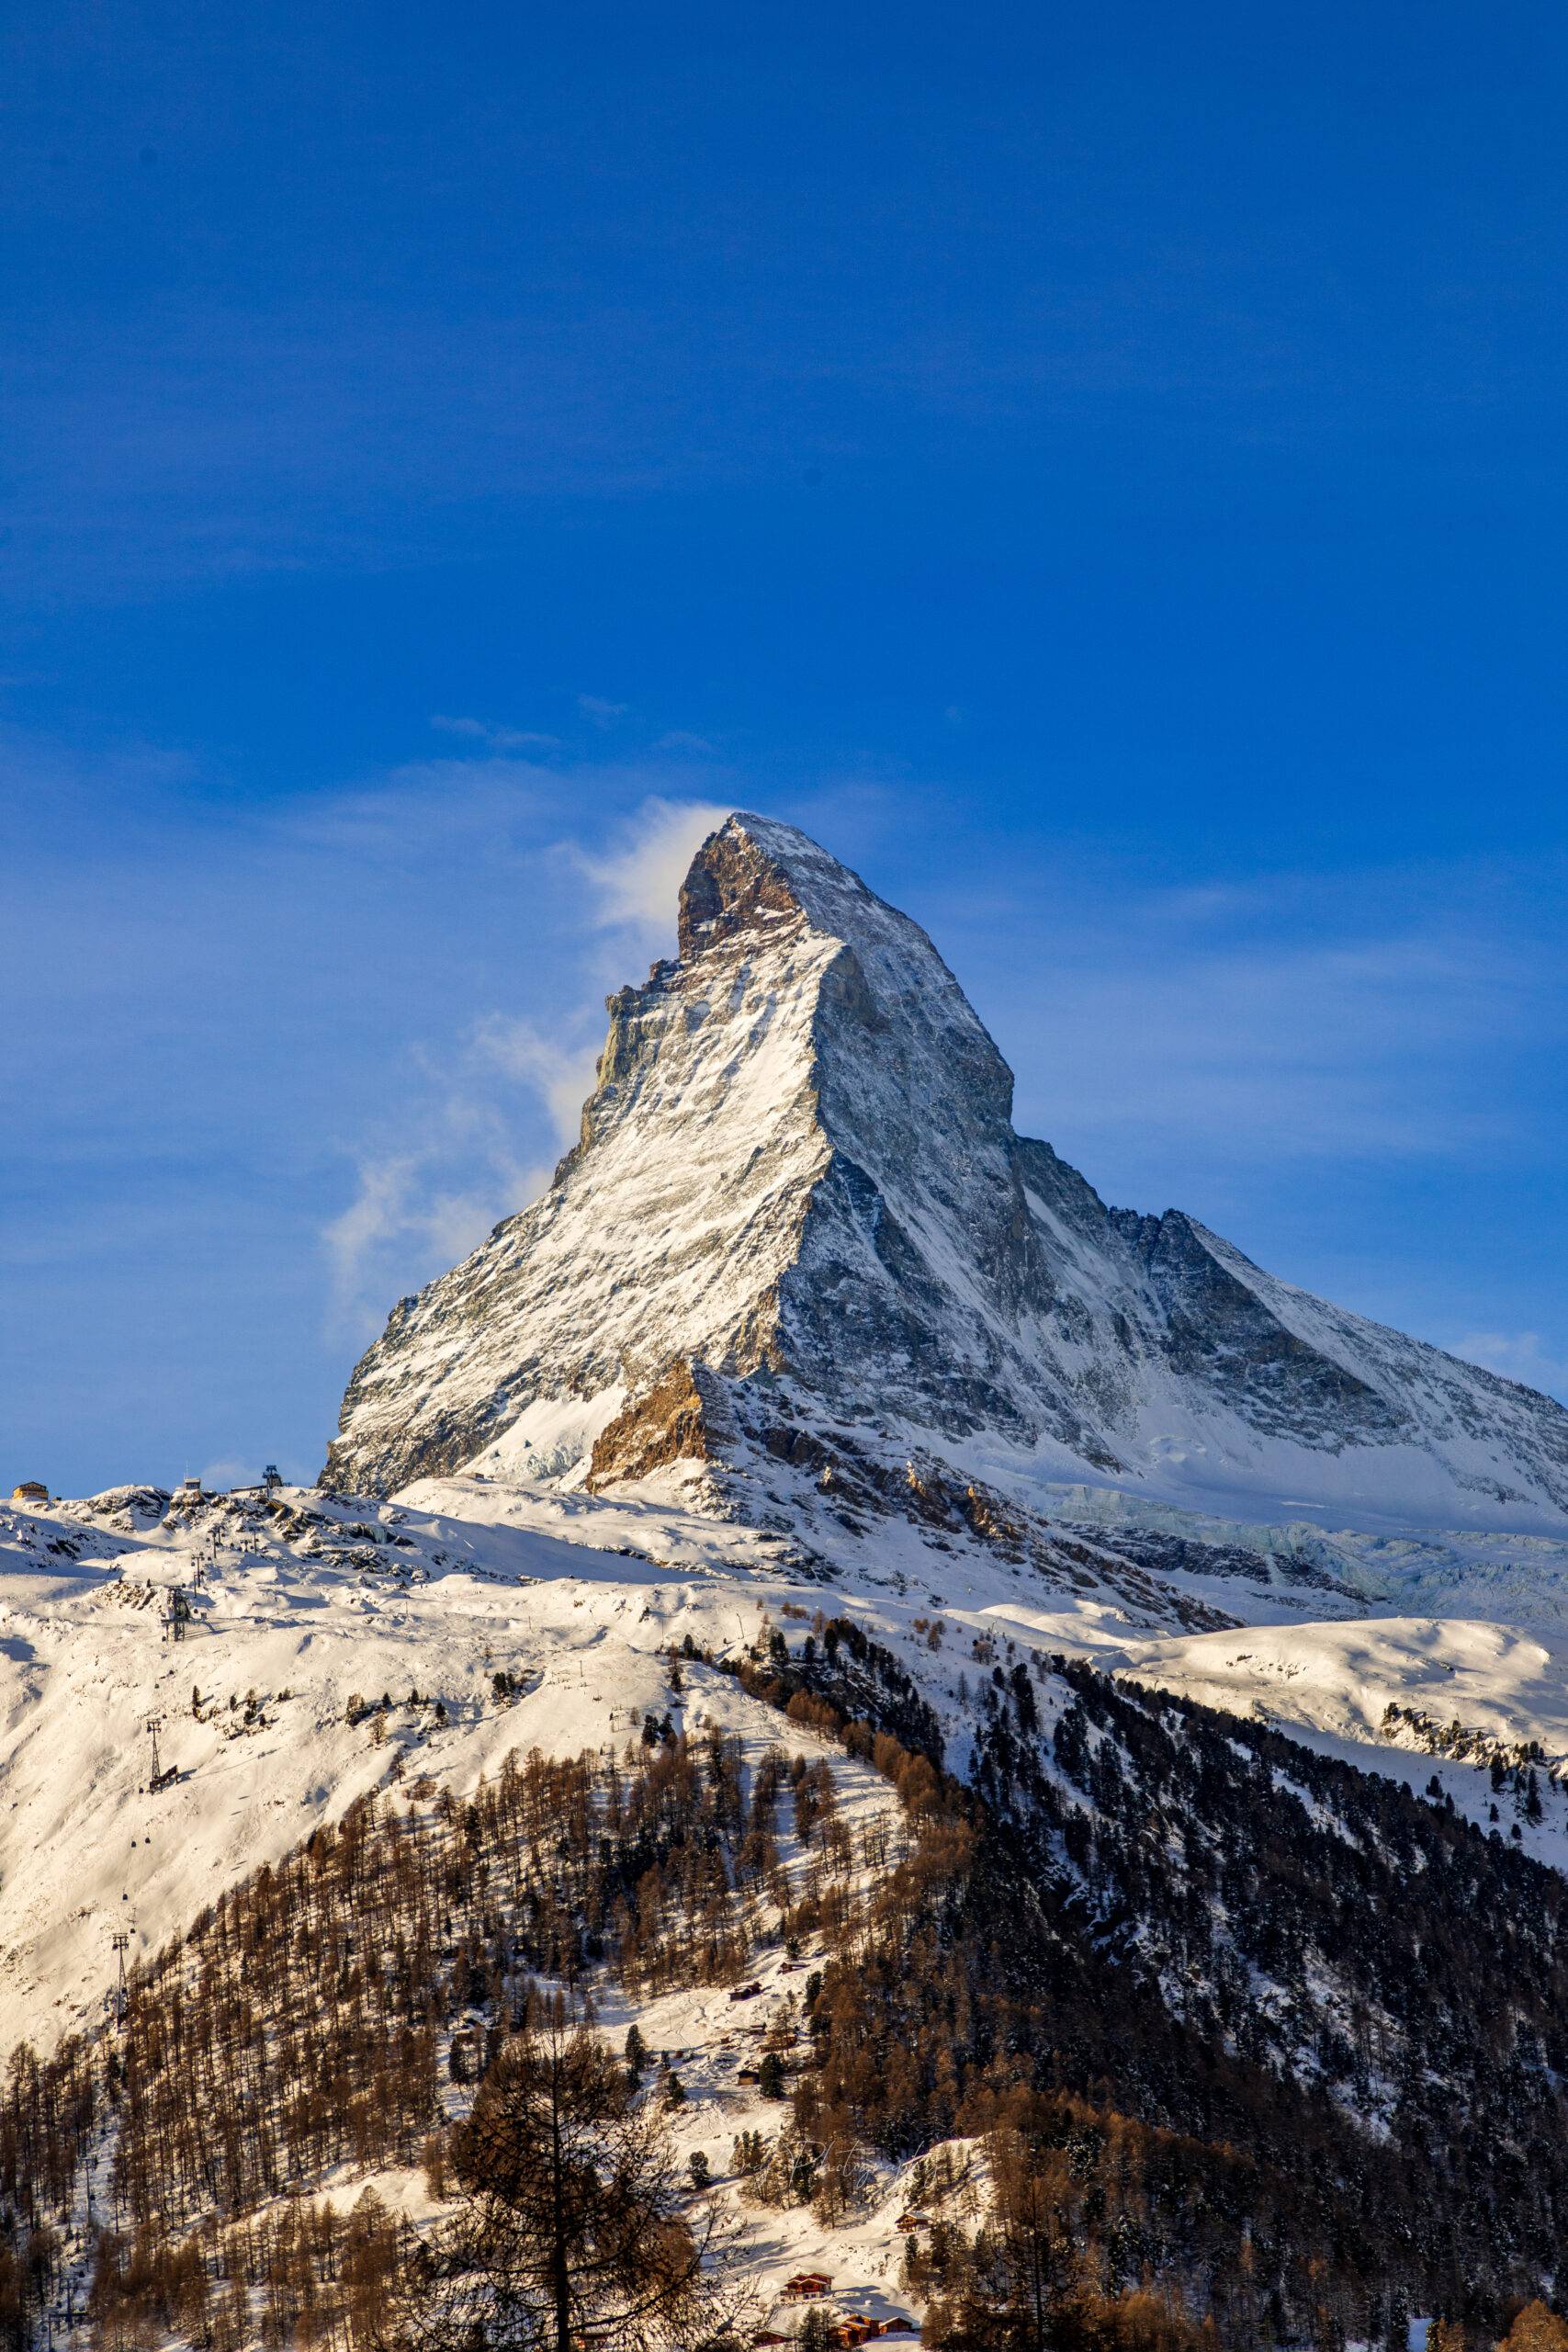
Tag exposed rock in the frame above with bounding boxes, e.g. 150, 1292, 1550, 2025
586, 1359, 721, 1491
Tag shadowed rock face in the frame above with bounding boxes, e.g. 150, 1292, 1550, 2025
676, 822, 801, 959
324, 812, 1568, 1531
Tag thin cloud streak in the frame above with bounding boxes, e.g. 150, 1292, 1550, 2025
432, 715, 562, 752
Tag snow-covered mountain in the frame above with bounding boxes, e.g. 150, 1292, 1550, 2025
18, 817, 1568, 2347
328, 811, 1568, 1535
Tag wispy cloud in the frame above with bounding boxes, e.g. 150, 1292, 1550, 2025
577, 694, 629, 729
468, 1014, 599, 1145
570, 794, 733, 937
1450, 1331, 1568, 1406
432, 715, 562, 752
200, 1453, 269, 1490
322, 1150, 524, 1343
321, 1081, 553, 1349
1025, 936, 1512, 1156
969, 858, 1560, 1179
317, 790, 734, 1338
276, 757, 549, 858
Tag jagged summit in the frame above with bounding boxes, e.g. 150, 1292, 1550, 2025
325, 812, 1568, 1532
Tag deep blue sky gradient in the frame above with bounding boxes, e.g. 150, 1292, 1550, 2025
5, 0, 1566, 1490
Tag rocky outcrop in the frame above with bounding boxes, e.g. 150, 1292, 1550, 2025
325, 812, 1568, 1532
585, 1360, 721, 1492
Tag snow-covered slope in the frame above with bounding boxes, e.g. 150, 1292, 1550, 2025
327, 811, 1568, 1534
13, 1473, 1568, 2067
1109, 1611, 1568, 1856
1121, 1612, 1568, 1761
0, 1479, 789, 2056
0, 1463, 1221, 2057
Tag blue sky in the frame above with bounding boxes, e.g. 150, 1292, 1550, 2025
5, 0, 1566, 1492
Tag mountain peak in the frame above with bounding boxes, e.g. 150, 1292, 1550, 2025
676, 811, 837, 958
325, 816, 1568, 1532
674, 809, 948, 978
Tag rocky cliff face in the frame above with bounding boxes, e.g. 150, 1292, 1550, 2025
325, 813, 1568, 1532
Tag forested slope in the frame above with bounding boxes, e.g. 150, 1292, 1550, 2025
6, 1630, 1568, 2352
